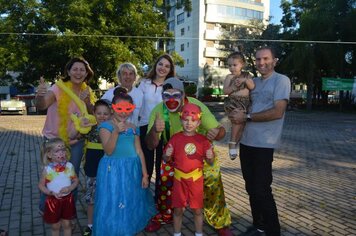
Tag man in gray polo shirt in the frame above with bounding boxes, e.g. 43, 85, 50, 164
229, 46, 290, 236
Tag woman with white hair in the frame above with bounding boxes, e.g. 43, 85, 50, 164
101, 62, 143, 126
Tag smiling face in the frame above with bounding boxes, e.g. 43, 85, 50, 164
68, 62, 88, 85
119, 67, 136, 90
255, 48, 277, 79
155, 58, 172, 79
94, 105, 111, 125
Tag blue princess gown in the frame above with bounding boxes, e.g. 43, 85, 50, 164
93, 121, 156, 235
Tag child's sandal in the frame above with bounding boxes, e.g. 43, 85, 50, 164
228, 142, 238, 160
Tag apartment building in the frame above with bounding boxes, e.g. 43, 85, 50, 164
165, 0, 270, 90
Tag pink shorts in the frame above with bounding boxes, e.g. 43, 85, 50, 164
172, 176, 203, 209
43, 193, 76, 224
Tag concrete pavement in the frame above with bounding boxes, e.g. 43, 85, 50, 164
0, 110, 355, 235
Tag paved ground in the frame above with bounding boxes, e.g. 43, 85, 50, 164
0, 110, 355, 235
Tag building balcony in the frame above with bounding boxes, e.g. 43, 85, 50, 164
205, 29, 223, 40
204, 47, 227, 58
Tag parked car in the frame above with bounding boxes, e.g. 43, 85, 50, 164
0, 99, 27, 115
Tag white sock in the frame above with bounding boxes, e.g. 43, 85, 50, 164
87, 224, 92, 229
195, 233, 203, 236
174, 233, 181, 236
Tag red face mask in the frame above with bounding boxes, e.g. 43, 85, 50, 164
112, 101, 136, 114
180, 103, 202, 121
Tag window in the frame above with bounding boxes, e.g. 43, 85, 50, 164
187, 59, 189, 64
168, 20, 175, 31
177, 12, 184, 25
181, 28, 185, 36
181, 44, 184, 51
187, 42, 189, 47
187, 11, 191, 17
168, 7, 176, 18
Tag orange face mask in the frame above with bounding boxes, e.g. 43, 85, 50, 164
112, 101, 136, 114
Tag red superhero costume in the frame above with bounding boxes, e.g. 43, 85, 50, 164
165, 132, 211, 209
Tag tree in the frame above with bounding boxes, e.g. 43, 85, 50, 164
0, 0, 183, 88
280, 0, 356, 110
220, 19, 283, 76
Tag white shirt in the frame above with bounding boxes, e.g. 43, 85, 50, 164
137, 78, 163, 127
101, 86, 143, 126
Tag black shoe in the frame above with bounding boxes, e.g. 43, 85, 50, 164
240, 226, 266, 236
83, 226, 92, 236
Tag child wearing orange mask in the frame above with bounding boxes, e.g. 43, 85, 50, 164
93, 87, 156, 235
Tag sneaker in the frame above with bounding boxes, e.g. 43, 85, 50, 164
217, 227, 233, 236
83, 226, 92, 236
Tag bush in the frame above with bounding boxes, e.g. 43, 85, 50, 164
185, 84, 197, 96
201, 87, 214, 96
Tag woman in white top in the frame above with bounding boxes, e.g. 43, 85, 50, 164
101, 63, 143, 126
138, 54, 176, 200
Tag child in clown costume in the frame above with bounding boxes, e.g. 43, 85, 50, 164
38, 138, 79, 236
93, 88, 156, 235
163, 103, 214, 236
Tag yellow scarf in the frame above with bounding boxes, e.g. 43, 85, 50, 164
57, 80, 96, 144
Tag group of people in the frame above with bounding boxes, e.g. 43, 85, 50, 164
34, 46, 290, 236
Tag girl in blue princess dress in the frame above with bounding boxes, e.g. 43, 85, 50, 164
93, 87, 156, 235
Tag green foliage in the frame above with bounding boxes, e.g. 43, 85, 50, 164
0, 0, 175, 86
184, 83, 197, 96
221, 0, 356, 110
279, 0, 356, 110
220, 19, 283, 77
201, 87, 214, 96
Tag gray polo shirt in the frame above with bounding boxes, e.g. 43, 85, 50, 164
241, 71, 291, 149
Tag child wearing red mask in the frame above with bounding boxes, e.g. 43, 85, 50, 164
163, 103, 214, 236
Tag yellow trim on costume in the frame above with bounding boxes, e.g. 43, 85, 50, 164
87, 142, 103, 150
57, 80, 96, 135
174, 168, 202, 182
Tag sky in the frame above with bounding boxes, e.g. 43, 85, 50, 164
269, 1, 283, 24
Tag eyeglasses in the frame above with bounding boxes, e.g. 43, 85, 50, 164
162, 91, 182, 100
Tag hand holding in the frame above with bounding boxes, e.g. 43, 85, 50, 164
228, 110, 245, 124
53, 191, 63, 199
116, 121, 126, 133
80, 117, 96, 127
154, 112, 165, 133
206, 145, 215, 165
207, 127, 219, 141
59, 186, 70, 195
165, 143, 174, 157
80, 87, 90, 102
142, 177, 149, 188
234, 77, 246, 87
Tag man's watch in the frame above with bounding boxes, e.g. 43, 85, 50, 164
246, 113, 252, 122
